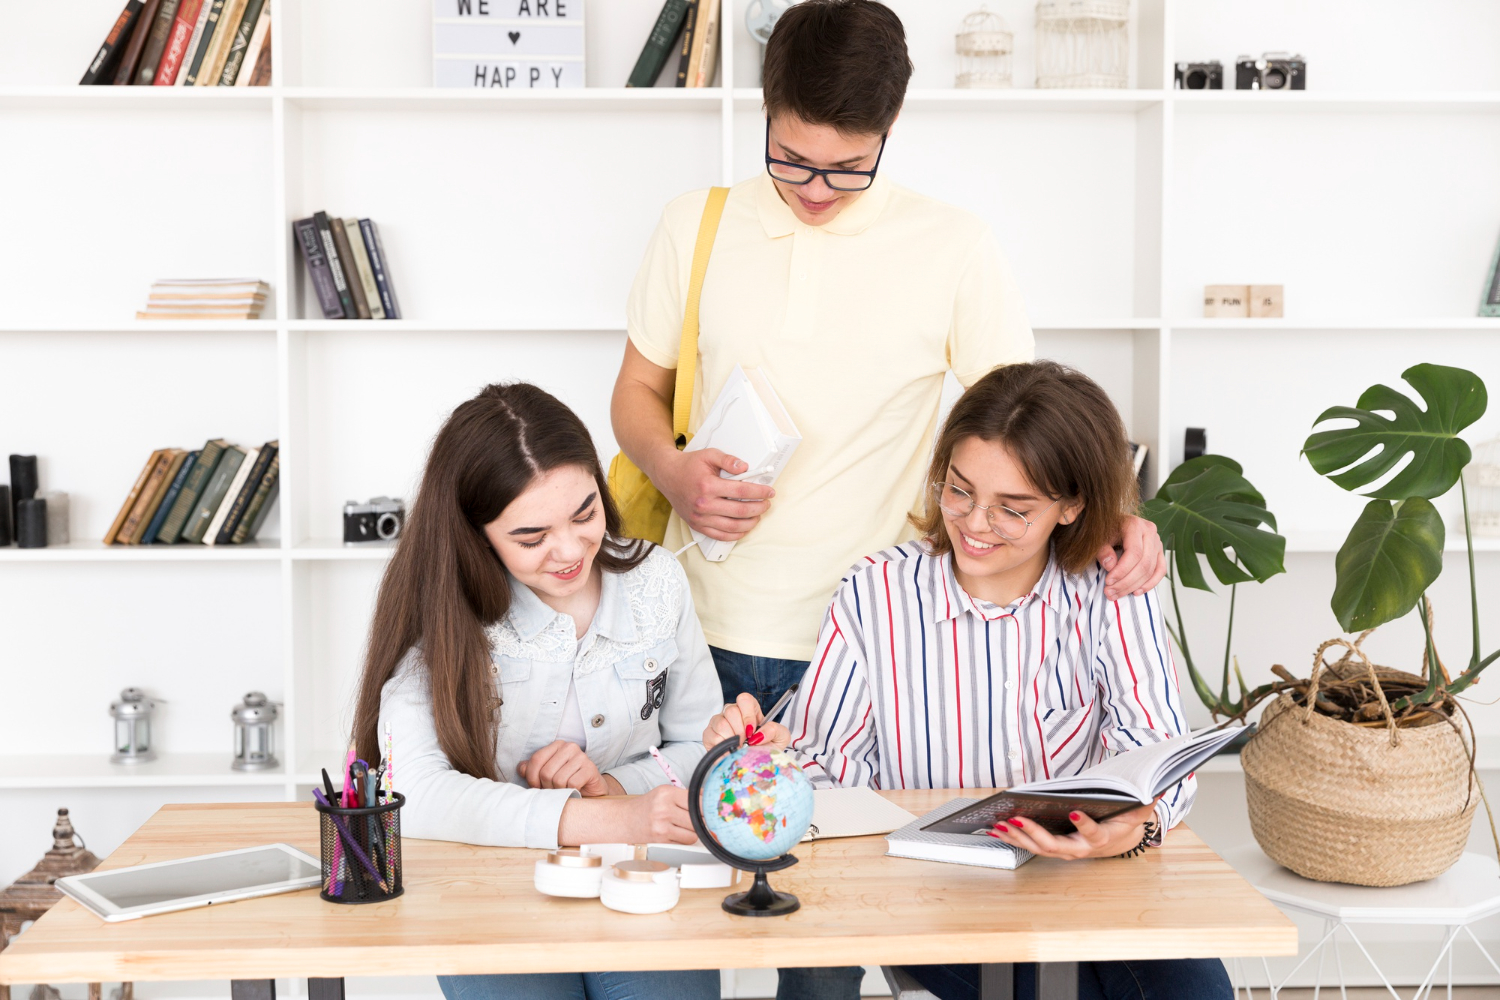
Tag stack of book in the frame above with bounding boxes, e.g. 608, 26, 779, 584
627, 0, 721, 88
81, 0, 271, 87
294, 214, 402, 320
136, 279, 269, 320
105, 439, 279, 546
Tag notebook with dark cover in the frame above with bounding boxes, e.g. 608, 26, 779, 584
327, 219, 371, 319
214, 441, 276, 544
921, 725, 1248, 837
111, 0, 162, 85
157, 438, 225, 542
142, 450, 197, 543
81, 1, 147, 84
626, 0, 689, 87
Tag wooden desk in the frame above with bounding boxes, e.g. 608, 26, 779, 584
0, 792, 1295, 998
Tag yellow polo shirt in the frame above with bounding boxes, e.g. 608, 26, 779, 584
626, 172, 1034, 661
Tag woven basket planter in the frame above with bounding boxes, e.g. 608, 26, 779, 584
1241, 686, 1476, 887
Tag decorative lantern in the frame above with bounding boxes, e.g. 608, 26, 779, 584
109, 688, 155, 764
1035, 0, 1130, 89
0, 809, 121, 1000
1468, 436, 1500, 537
956, 8, 1014, 89
231, 691, 279, 771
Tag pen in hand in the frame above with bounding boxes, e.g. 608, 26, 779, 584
745, 684, 799, 746
648, 745, 685, 789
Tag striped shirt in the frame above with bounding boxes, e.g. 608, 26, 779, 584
783, 541, 1194, 833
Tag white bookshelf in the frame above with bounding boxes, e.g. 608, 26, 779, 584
3, 2, 1500, 989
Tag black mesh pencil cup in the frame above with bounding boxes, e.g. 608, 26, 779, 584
314, 790, 405, 903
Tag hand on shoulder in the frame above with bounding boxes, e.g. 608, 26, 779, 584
1097, 513, 1166, 600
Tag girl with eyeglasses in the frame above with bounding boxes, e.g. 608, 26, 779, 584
703, 361, 1232, 1000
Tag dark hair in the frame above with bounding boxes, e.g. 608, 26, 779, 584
762, 0, 912, 136
351, 382, 648, 780
910, 361, 1138, 574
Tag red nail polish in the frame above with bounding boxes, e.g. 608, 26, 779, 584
744, 725, 753, 738
748, 732, 765, 745
1009, 818, 1024, 828
1069, 812, 1082, 822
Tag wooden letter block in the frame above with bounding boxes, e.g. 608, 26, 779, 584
1203, 285, 1249, 318
1249, 284, 1284, 318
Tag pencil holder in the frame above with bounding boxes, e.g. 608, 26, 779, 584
314, 790, 404, 904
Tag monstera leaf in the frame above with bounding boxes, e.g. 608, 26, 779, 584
1304, 364, 1487, 500
1332, 497, 1445, 632
1141, 455, 1286, 593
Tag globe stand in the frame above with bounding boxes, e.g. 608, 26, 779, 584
688, 736, 803, 917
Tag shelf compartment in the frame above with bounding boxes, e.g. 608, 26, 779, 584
0, 86, 274, 111
0, 753, 311, 789
1172, 91, 1500, 114
292, 539, 396, 561
0, 320, 279, 334
734, 87, 1166, 113
285, 87, 726, 113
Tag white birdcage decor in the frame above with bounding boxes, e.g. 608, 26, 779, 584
955, 7, 1013, 89
1035, 0, 1130, 89
1469, 436, 1500, 537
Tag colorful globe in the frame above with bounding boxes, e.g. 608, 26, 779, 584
698, 744, 814, 862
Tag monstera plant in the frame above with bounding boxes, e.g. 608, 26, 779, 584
1141, 455, 1286, 720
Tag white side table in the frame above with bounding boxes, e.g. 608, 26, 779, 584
1222, 846, 1500, 1000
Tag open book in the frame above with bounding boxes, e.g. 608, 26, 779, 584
683, 365, 801, 562
921, 724, 1248, 837
800, 787, 918, 842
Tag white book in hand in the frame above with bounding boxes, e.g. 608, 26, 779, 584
920, 725, 1248, 837
886, 798, 1034, 871
683, 364, 801, 562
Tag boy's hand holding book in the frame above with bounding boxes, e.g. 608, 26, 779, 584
703, 693, 791, 752
656, 447, 774, 542
987, 797, 1161, 860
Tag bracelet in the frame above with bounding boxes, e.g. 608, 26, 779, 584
1115, 820, 1158, 858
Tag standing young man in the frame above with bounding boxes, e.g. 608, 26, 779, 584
612, 3, 1164, 997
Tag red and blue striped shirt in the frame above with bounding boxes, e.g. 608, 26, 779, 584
783, 541, 1194, 832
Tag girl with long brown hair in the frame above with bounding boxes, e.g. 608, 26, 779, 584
351, 382, 721, 1000
704, 361, 1231, 1000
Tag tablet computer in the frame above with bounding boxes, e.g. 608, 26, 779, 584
56, 843, 321, 922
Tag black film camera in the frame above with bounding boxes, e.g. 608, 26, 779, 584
1174, 61, 1222, 90
343, 497, 405, 543
1235, 53, 1306, 90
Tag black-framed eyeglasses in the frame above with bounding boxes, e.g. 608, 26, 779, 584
933, 482, 1062, 541
764, 118, 887, 192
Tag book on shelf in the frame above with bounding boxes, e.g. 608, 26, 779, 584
137, 278, 268, 320
682, 365, 801, 563
155, 0, 205, 85
80, 1, 147, 84
676, 0, 720, 88
216, 0, 266, 86
140, 449, 197, 544
104, 440, 277, 546
341, 219, 385, 319
110, 0, 162, 85
82, 0, 269, 86
157, 438, 226, 543
313, 212, 357, 319
212, 441, 276, 545
627, 0, 690, 87
328, 218, 372, 320
236, 7, 271, 87
294, 215, 403, 320
359, 219, 402, 319
134, 0, 181, 85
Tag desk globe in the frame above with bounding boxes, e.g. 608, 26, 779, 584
688, 736, 814, 916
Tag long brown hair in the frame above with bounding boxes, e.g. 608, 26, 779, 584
351, 382, 648, 779
909, 361, 1138, 573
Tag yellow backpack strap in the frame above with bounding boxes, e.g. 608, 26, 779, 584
672, 186, 729, 444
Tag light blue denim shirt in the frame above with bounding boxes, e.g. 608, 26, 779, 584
379, 546, 722, 849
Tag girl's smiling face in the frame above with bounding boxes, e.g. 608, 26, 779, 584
941, 436, 1082, 602
484, 465, 606, 601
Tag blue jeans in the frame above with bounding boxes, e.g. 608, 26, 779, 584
438, 970, 719, 1000
902, 959, 1233, 1000
709, 646, 810, 716
710, 647, 865, 1000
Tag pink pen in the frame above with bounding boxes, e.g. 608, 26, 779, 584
648, 746, 685, 789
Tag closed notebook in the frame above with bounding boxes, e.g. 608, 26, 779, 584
683, 364, 801, 563
886, 799, 1033, 871
203, 446, 258, 545
157, 438, 226, 543
104, 449, 164, 544
182, 445, 245, 543
120, 449, 183, 545
800, 787, 918, 842
230, 452, 279, 544
214, 441, 275, 544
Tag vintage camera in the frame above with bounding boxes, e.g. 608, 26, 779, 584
343, 497, 405, 543
1235, 52, 1306, 90
1174, 61, 1222, 90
